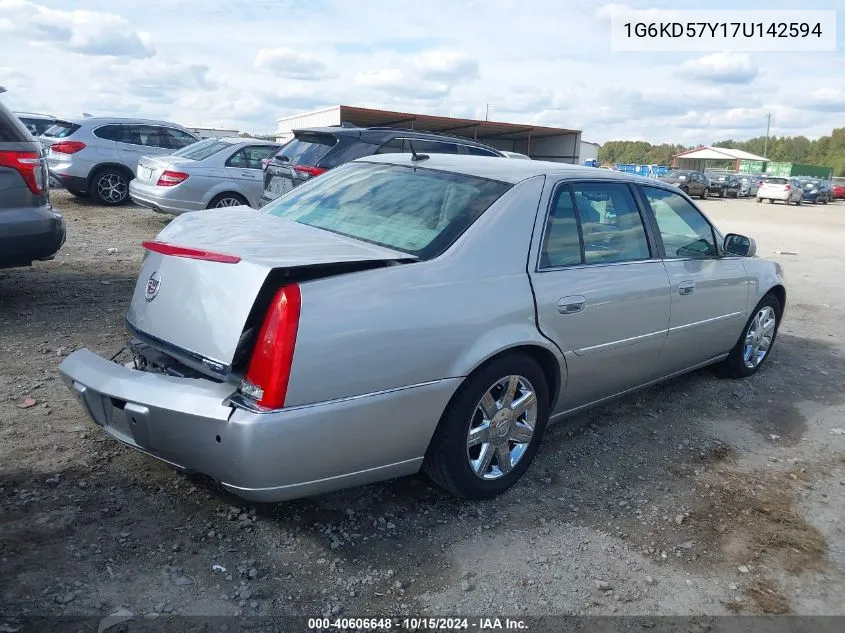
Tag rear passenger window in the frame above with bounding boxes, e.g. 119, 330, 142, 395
94, 125, 124, 142
465, 146, 499, 157
376, 139, 404, 154
226, 145, 279, 169
540, 186, 582, 268
411, 140, 459, 154
571, 183, 651, 264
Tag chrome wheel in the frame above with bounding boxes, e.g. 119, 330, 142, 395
214, 197, 243, 208
743, 306, 776, 369
96, 172, 128, 204
466, 375, 537, 480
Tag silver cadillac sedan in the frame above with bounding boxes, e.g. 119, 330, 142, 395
129, 137, 280, 214
59, 154, 786, 502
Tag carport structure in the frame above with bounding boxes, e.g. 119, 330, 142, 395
671, 146, 768, 172
275, 105, 582, 163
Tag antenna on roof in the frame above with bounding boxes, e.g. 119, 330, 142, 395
408, 141, 429, 166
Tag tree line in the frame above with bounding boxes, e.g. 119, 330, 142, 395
597, 128, 845, 176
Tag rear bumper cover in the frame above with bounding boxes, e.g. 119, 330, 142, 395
59, 349, 460, 502
0, 206, 65, 268
129, 180, 204, 215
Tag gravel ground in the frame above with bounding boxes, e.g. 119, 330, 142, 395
1, 190, 844, 623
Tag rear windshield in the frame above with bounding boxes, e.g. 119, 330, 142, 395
765, 177, 788, 184
263, 162, 511, 260
664, 171, 689, 178
19, 117, 55, 136
171, 138, 229, 160
42, 120, 81, 138
274, 133, 336, 167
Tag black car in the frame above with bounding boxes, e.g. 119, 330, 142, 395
0, 87, 65, 268
260, 126, 505, 206
657, 170, 709, 199
708, 173, 742, 198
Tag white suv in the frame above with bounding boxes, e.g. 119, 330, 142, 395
41, 117, 199, 205
756, 177, 804, 205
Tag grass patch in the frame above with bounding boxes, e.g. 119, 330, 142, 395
746, 581, 791, 614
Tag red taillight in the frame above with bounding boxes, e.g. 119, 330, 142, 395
141, 240, 241, 263
243, 284, 302, 409
156, 170, 189, 187
0, 150, 44, 194
261, 158, 271, 170
50, 141, 86, 154
784, 184, 791, 191
293, 165, 327, 177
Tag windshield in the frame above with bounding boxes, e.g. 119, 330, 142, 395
42, 120, 80, 138
263, 162, 511, 260
765, 177, 788, 185
171, 138, 229, 160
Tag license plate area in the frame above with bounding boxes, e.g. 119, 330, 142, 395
267, 175, 294, 198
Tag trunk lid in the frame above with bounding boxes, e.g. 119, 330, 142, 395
126, 208, 415, 374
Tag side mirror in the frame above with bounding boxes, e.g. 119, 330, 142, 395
724, 233, 756, 257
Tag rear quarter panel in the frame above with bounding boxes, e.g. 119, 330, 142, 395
285, 175, 565, 407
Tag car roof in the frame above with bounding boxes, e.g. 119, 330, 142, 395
213, 136, 278, 145
293, 125, 502, 149
66, 116, 190, 128
357, 153, 669, 186
14, 112, 56, 119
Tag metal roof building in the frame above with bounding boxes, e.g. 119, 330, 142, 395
275, 105, 582, 163
671, 146, 768, 172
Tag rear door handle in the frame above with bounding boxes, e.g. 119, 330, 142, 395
557, 296, 587, 314
678, 281, 695, 296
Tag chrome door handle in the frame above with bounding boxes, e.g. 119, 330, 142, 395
678, 281, 695, 296
557, 296, 587, 314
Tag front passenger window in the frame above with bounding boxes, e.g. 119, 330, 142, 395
643, 186, 718, 258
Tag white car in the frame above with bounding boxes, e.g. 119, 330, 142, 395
501, 151, 531, 160
757, 177, 803, 205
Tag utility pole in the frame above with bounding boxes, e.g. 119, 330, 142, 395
485, 104, 490, 121
763, 112, 772, 158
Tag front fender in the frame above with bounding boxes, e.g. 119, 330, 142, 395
743, 257, 786, 312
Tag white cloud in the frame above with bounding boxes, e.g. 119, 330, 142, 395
681, 52, 758, 85
414, 50, 479, 82
0, 0, 841, 143
0, 0, 154, 58
253, 48, 331, 80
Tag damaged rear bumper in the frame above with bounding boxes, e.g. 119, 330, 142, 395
58, 349, 459, 502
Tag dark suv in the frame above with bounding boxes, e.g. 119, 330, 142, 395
0, 88, 65, 268
658, 169, 710, 199
260, 126, 505, 205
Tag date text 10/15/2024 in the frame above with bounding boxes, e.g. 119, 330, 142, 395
307, 617, 528, 630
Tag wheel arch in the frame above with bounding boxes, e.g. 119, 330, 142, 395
450, 339, 566, 416
88, 162, 134, 187
206, 190, 250, 209
766, 284, 786, 317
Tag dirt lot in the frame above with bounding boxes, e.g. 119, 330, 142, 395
2, 190, 845, 622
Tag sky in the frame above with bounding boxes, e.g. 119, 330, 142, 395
0, 0, 842, 145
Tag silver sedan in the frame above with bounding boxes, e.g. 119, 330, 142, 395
129, 137, 280, 214
60, 155, 786, 502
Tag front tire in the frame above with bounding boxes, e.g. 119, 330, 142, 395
715, 293, 781, 379
423, 353, 550, 499
700, 188, 708, 200
90, 168, 130, 206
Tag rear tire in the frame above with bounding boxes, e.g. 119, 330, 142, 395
700, 188, 708, 200
714, 293, 781, 379
90, 168, 131, 206
756, 197, 762, 203
207, 192, 249, 209
423, 353, 550, 500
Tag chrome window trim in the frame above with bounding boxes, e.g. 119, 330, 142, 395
536, 258, 659, 273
